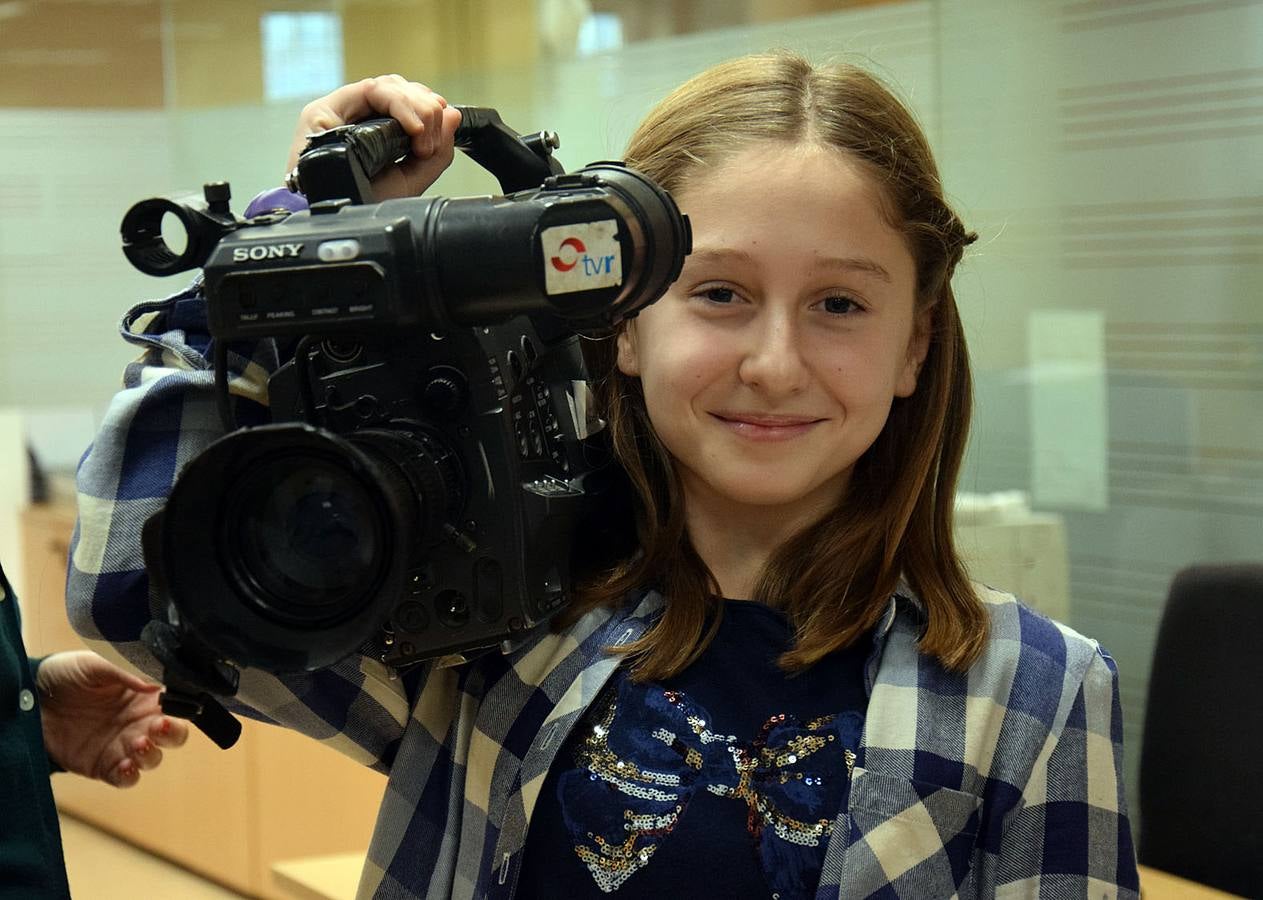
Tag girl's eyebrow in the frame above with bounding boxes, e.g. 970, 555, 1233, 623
812, 254, 892, 283
688, 246, 892, 283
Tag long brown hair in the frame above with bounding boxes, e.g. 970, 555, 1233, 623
561, 51, 985, 679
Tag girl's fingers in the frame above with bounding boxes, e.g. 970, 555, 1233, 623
109, 758, 140, 788
119, 673, 161, 693
366, 79, 448, 158
392, 106, 462, 196
149, 715, 190, 748
129, 737, 164, 772
288, 75, 451, 175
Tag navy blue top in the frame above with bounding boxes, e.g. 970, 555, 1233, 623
517, 599, 869, 899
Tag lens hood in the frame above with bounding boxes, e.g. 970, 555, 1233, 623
153, 422, 413, 672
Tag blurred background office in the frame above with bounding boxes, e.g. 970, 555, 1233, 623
1, 0, 1260, 898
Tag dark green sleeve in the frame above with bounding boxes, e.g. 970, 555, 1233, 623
0, 561, 72, 899
25, 655, 65, 775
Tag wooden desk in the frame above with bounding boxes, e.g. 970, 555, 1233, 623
273, 852, 365, 900
1138, 864, 1245, 899
270, 856, 1244, 900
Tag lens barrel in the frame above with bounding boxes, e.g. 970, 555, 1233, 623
155, 422, 458, 672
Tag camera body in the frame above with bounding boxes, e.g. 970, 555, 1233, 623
122, 113, 688, 743
153, 302, 616, 675
263, 316, 593, 670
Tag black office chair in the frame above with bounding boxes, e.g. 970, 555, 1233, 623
1138, 563, 1263, 898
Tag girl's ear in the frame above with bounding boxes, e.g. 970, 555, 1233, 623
616, 324, 641, 377
895, 310, 932, 398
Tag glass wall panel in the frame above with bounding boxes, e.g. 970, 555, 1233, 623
935, 0, 1263, 825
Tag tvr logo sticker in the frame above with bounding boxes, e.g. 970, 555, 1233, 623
550, 237, 616, 276
542, 222, 622, 294
550, 237, 585, 271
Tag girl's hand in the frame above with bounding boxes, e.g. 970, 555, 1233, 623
287, 74, 463, 201
36, 650, 190, 788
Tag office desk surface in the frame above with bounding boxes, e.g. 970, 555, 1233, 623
1136, 865, 1246, 899
270, 855, 1244, 900
272, 852, 363, 900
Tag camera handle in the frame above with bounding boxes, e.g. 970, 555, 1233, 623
139, 509, 243, 749
289, 106, 565, 205
451, 106, 564, 193
142, 619, 243, 750
122, 107, 568, 277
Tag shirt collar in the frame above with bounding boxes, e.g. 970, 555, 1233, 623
863, 578, 927, 695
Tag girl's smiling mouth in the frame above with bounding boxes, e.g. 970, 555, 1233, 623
710, 411, 825, 440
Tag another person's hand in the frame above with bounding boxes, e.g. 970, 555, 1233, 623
36, 650, 190, 788
288, 74, 463, 201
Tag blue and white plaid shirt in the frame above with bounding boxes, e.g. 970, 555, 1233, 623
67, 284, 1139, 898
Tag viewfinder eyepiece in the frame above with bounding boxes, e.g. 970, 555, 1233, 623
121, 183, 241, 276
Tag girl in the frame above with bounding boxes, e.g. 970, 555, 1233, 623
68, 54, 1138, 898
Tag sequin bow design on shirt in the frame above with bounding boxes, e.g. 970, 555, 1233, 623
555, 676, 861, 897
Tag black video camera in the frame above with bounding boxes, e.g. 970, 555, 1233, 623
120, 109, 690, 747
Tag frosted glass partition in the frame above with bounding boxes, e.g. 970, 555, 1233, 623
0, 0, 1260, 838
935, 0, 1263, 828
0, 106, 297, 417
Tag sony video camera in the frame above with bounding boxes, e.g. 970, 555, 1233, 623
120, 109, 690, 747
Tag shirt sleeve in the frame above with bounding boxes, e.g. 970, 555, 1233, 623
66, 281, 413, 773
994, 647, 1140, 898
26, 655, 66, 775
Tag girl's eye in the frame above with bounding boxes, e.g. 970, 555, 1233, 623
701, 287, 737, 304
821, 296, 861, 315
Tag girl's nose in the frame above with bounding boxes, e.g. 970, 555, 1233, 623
737, 311, 809, 396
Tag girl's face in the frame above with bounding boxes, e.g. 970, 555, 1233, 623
617, 141, 926, 527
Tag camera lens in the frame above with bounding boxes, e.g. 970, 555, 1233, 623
227, 452, 389, 626
151, 422, 464, 672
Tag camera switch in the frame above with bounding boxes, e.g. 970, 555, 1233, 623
317, 239, 361, 262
